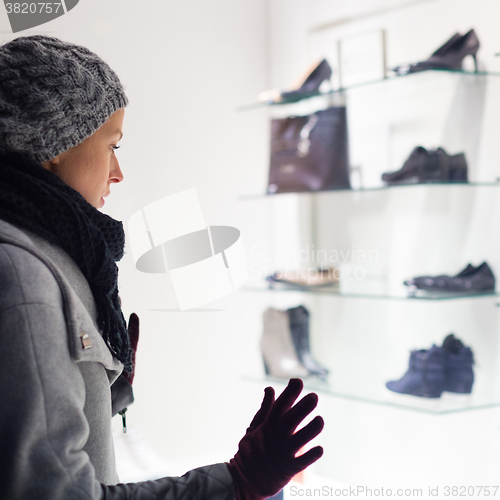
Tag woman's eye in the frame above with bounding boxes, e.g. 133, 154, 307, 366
111, 145, 121, 152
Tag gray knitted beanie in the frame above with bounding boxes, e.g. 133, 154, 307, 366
0, 35, 128, 164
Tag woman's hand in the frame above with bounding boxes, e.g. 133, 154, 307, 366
123, 312, 139, 384
227, 378, 324, 500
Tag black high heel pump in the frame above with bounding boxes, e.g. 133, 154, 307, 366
281, 59, 332, 100
393, 29, 480, 76
258, 59, 332, 103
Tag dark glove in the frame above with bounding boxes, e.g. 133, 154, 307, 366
111, 313, 140, 426
123, 313, 140, 385
227, 378, 324, 500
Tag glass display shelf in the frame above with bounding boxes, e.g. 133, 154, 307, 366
240, 181, 500, 200
243, 281, 499, 301
238, 69, 500, 111
241, 373, 500, 415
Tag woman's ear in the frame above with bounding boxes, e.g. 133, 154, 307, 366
41, 155, 62, 172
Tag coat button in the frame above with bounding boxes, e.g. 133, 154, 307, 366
80, 332, 92, 349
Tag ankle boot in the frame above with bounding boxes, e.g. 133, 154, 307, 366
386, 345, 445, 398
287, 305, 329, 378
442, 334, 474, 393
261, 308, 309, 378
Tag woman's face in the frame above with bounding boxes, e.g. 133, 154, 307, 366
42, 108, 125, 209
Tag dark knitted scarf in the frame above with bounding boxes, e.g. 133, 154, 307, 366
0, 151, 132, 372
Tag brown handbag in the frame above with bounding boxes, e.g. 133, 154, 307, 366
267, 106, 351, 193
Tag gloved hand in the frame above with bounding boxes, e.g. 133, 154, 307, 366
227, 378, 324, 500
111, 313, 140, 424
123, 313, 140, 385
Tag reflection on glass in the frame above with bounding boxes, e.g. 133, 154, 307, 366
242, 373, 500, 415
240, 182, 500, 200
238, 69, 500, 111
243, 281, 499, 301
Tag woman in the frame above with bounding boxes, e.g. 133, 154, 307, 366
0, 35, 324, 499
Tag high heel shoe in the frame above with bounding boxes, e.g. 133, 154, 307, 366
393, 29, 479, 76
381, 146, 468, 185
258, 59, 332, 103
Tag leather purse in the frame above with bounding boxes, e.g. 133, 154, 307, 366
267, 106, 351, 193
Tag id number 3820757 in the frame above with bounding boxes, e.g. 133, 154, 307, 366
5, 3, 63, 14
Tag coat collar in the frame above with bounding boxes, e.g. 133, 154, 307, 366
0, 219, 123, 382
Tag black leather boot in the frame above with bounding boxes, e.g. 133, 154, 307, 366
287, 305, 329, 378
442, 334, 474, 394
386, 344, 446, 398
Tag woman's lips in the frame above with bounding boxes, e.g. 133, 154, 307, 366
100, 192, 110, 208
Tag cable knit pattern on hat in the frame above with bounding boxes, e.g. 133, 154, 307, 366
0, 35, 128, 163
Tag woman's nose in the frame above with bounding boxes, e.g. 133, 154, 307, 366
110, 158, 124, 183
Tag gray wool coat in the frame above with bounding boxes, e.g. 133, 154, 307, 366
0, 219, 235, 500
